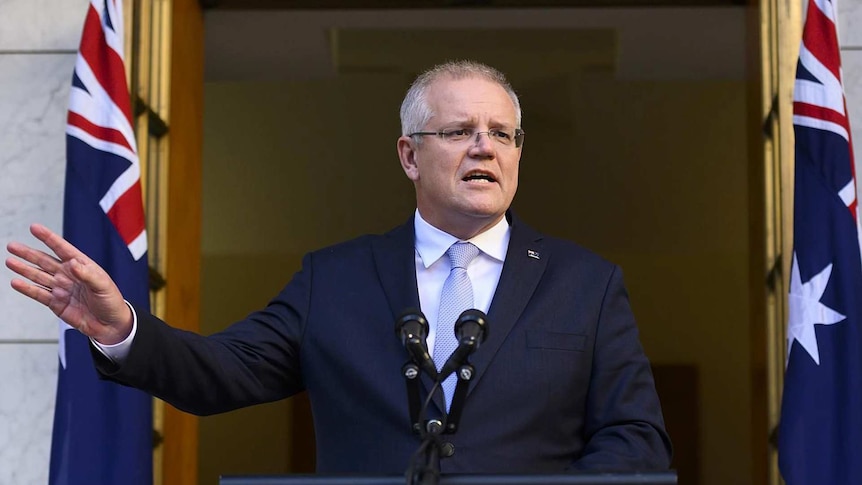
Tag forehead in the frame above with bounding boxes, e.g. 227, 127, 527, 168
425, 76, 517, 124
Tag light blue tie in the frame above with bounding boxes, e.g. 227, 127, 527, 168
434, 241, 480, 411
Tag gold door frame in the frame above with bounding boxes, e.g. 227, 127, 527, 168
126, 0, 203, 484
758, 1, 802, 484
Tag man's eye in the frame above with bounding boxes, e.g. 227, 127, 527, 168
445, 129, 470, 137
492, 130, 512, 140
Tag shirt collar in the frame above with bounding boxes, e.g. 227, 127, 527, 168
414, 209, 510, 269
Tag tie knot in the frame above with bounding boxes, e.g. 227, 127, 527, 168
447, 242, 480, 269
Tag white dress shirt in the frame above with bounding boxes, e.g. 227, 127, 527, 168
95, 210, 511, 362
413, 210, 509, 352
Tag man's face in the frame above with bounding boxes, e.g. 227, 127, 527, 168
397, 76, 522, 239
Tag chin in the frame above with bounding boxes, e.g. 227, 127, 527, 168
461, 207, 506, 223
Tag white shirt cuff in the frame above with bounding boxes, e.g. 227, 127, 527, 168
90, 300, 138, 363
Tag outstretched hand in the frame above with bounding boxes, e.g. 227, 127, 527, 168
6, 223, 133, 345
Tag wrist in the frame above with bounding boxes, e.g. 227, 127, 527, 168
95, 301, 136, 345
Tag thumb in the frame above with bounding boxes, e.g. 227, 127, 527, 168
69, 258, 109, 294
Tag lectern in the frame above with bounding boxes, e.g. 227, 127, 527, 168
220, 472, 677, 485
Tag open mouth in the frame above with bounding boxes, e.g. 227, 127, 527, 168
462, 171, 497, 183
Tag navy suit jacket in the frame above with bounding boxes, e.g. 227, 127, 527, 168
97, 212, 671, 474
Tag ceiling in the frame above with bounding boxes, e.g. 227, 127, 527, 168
204, 6, 747, 83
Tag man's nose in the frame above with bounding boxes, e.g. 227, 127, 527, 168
474, 131, 496, 144
471, 131, 496, 154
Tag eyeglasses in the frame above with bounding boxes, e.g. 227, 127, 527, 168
408, 128, 525, 148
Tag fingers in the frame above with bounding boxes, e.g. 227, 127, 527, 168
9, 277, 55, 308
7, 241, 63, 275
29, 223, 88, 264
5, 255, 57, 290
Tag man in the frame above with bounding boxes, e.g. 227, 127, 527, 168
6, 61, 671, 474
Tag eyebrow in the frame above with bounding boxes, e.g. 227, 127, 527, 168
437, 118, 515, 129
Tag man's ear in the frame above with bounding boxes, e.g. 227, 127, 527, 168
397, 136, 420, 181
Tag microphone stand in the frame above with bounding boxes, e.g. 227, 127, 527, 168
442, 363, 474, 435
402, 309, 487, 485
402, 362, 424, 435
403, 359, 477, 485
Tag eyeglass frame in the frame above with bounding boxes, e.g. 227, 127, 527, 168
408, 127, 526, 148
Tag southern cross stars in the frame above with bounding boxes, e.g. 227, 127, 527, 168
787, 252, 846, 365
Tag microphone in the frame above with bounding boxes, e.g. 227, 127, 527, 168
438, 309, 489, 381
396, 309, 438, 379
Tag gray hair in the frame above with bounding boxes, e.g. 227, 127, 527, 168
399, 60, 522, 138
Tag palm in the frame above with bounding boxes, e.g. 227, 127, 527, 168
6, 224, 132, 344
49, 264, 113, 332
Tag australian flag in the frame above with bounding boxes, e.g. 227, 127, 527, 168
778, 0, 862, 483
50, 1, 152, 484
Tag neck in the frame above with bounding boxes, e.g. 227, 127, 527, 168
417, 210, 506, 240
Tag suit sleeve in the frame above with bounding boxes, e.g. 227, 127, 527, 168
91, 254, 314, 416
569, 265, 673, 471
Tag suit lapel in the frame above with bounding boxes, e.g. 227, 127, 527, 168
372, 217, 420, 322
468, 213, 547, 394
371, 216, 447, 413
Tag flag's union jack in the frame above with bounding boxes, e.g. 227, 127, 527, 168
67, 0, 146, 260
50, 1, 152, 484
779, 0, 862, 483
792, 0, 859, 220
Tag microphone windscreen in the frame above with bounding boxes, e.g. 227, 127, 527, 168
455, 309, 488, 343
396, 308, 428, 339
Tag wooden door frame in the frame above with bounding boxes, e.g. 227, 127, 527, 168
162, 0, 204, 483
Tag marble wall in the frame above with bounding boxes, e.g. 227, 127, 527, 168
0, 1, 87, 483
840, 0, 862, 201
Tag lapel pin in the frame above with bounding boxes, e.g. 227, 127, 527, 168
527, 249, 540, 260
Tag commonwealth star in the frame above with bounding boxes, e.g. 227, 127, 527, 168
787, 252, 846, 365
